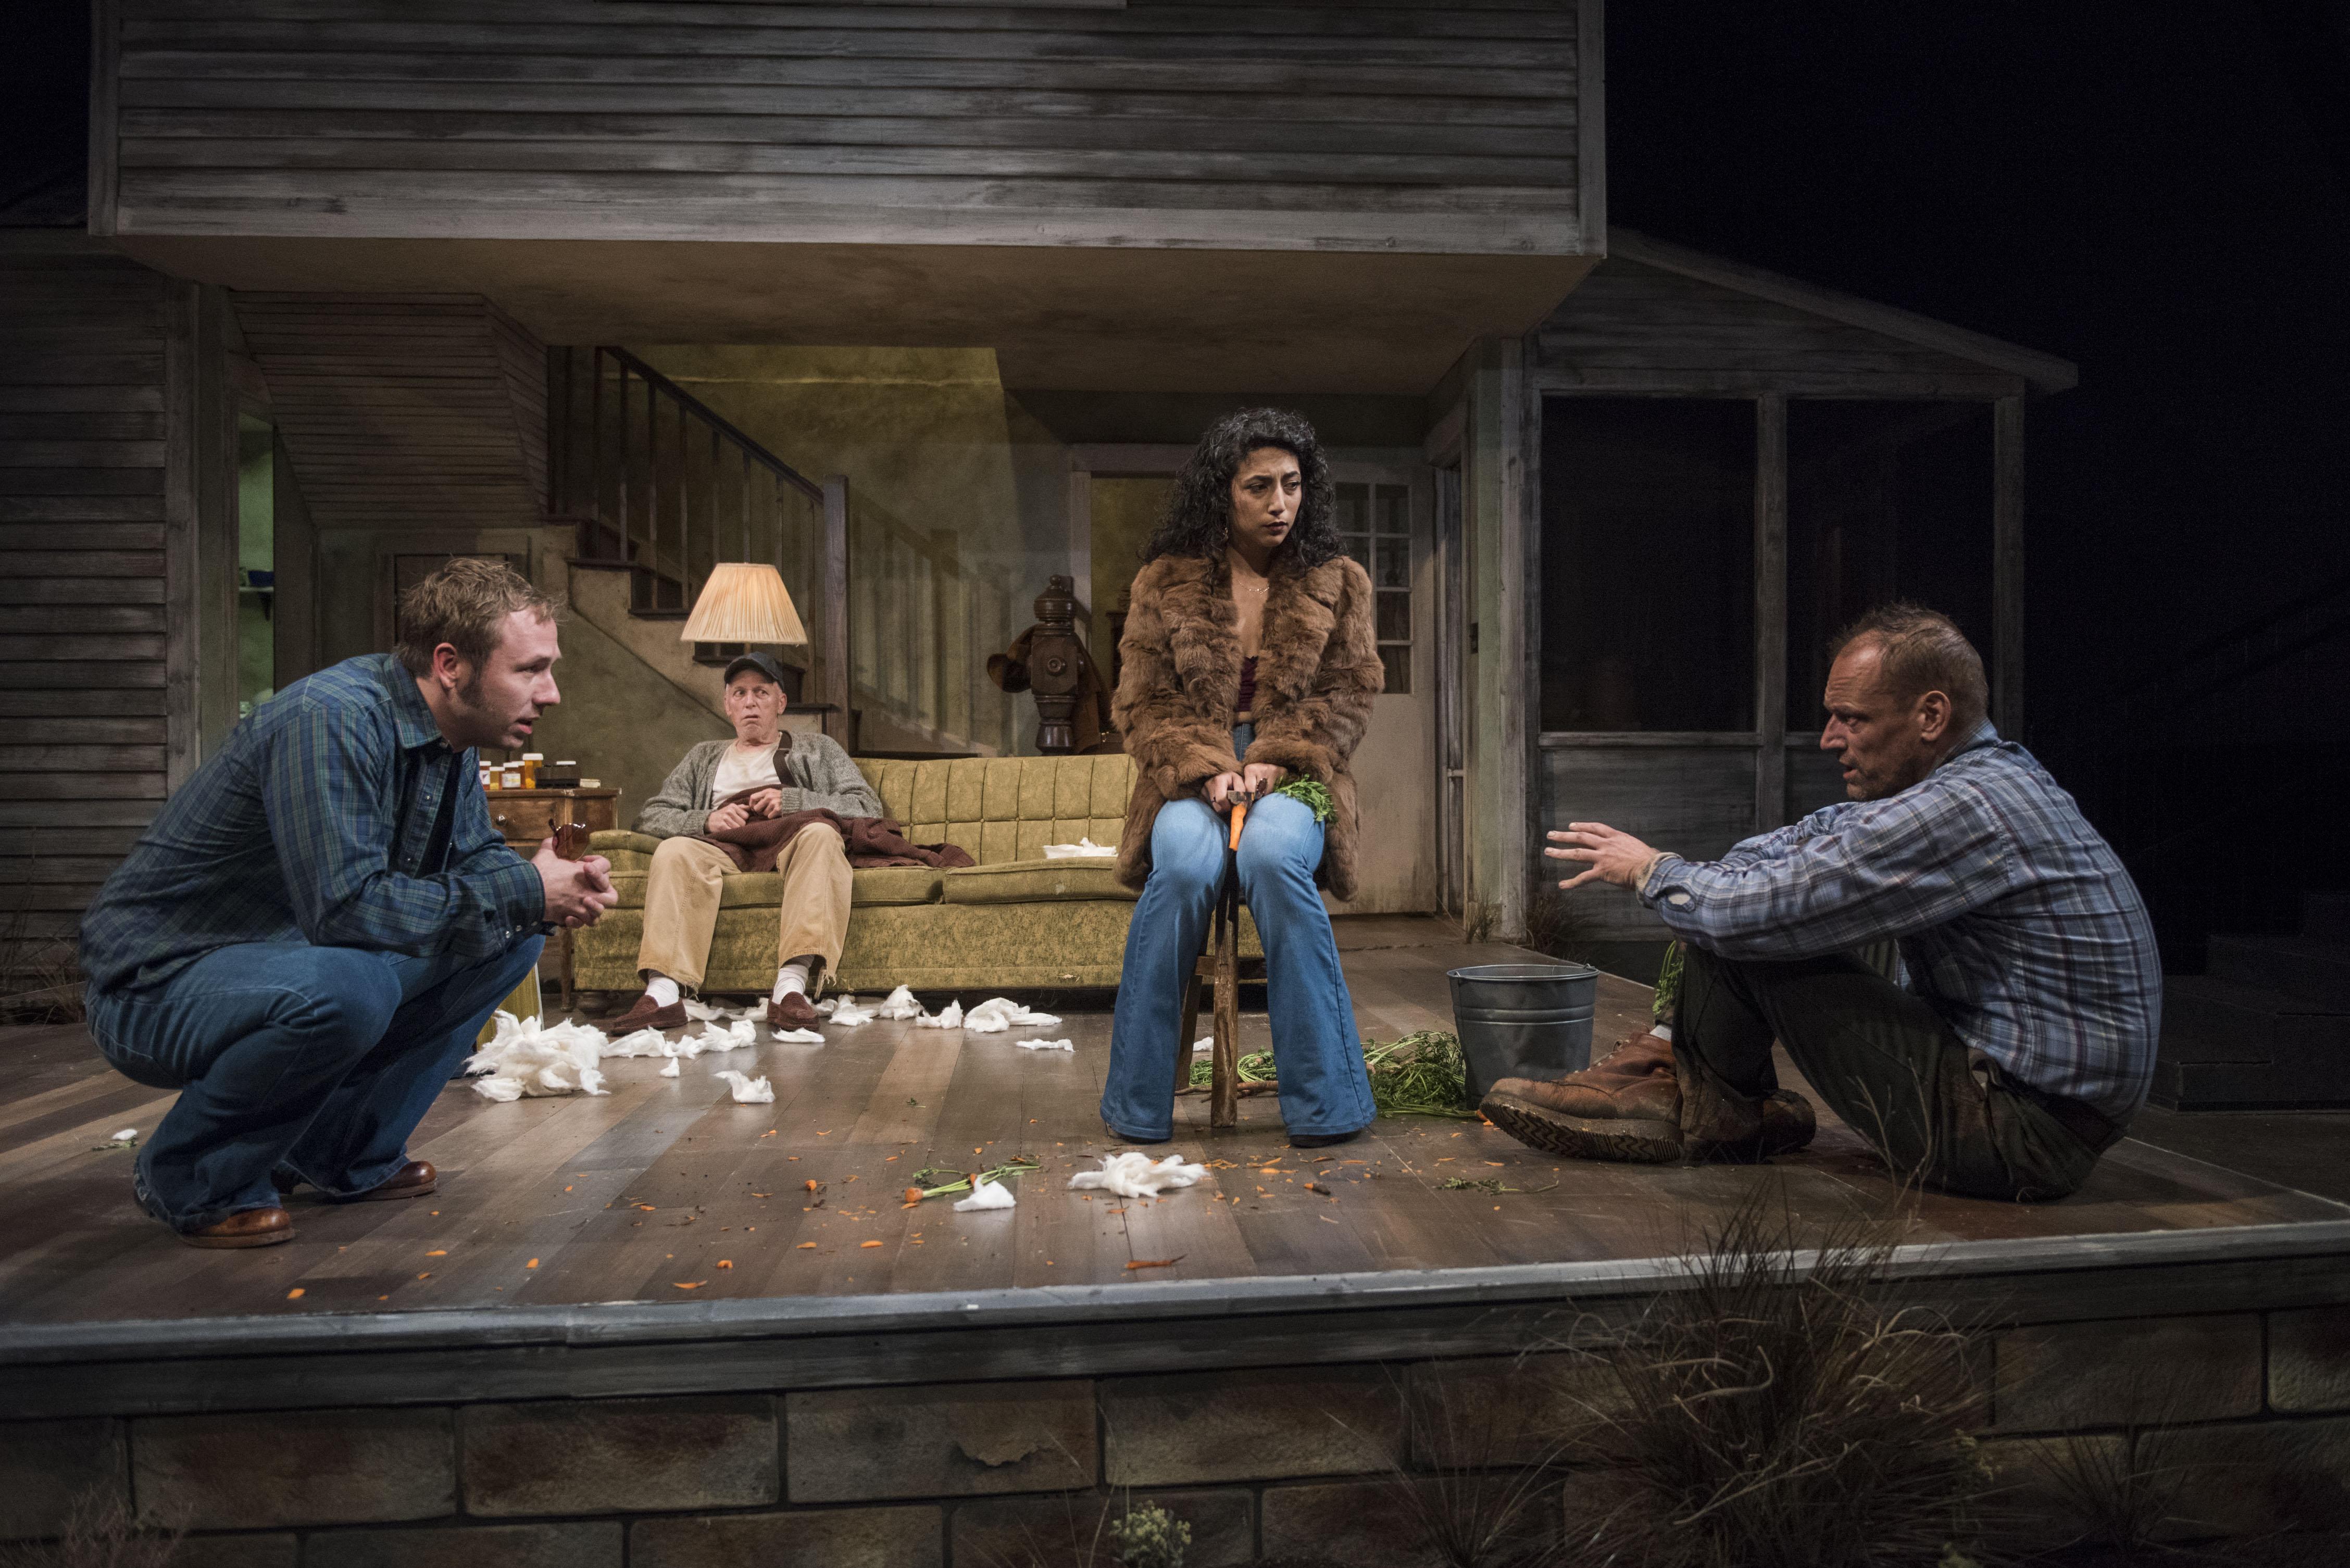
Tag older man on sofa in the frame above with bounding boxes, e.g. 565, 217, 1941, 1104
612, 653, 883, 1033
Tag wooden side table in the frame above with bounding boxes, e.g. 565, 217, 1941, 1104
486, 786, 620, 1010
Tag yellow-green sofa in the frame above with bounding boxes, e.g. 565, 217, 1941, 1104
573, 752, 1258, 996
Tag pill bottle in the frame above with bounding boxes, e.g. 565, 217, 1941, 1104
501, 762, 524, 791
520, 752, 543, 789
479, 760, 495, 792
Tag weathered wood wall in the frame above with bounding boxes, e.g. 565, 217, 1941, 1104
1532, 258, 2032, 399
232, 296, 547, 535
103, 0, 1585, 254
0, 248, 183, 973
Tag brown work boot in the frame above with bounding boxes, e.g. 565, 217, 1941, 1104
178, 1206, 295, 1249
1689, 1089, 1818, 1162
1480, 1032, 1685, 1164
610, 992, 688, 1033
762, 992, 820, 1032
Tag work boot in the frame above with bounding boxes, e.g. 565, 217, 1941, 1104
1480, 1032, 1685, 1164
1688, 1089, 1818, 1162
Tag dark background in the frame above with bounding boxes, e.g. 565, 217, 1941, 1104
9, 3, 2349, 956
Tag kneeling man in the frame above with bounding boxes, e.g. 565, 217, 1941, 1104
615, 653, 883, 1034
80, 560, 619, 1247
1489, 605, 2160, 1202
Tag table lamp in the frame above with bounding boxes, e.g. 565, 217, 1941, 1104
679, 562, 808, 647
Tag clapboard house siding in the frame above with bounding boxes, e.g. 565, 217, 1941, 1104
233, 296, 548, 533
105, 0, 1588, 254
0, 253, 179, 960
1533, 259, 2030, 399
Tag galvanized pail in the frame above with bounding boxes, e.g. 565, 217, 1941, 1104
1445, 962, 1599, 1104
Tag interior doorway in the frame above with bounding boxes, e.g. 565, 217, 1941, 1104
1432, 463, 1466, 922
1330, 464, 1436, 913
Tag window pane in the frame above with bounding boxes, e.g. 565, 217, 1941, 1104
1375, 486, 1410, 535
1345, 536, 1372, 570
1377, 588, 1411, 643
1380, 645, 1411, 695
1540, 398, 1756, 732
1374, 537, 1409, 590
1334, 483, 1369, 535
1786, 402, 1993, 735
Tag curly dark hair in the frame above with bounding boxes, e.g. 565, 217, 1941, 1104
1142, 407, 1340, 569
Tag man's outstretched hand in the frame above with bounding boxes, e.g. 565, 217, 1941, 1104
1545, 821, 1666, 892
534, 837, 618, 929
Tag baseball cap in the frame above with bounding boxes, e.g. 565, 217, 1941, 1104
722, 651, 789, 688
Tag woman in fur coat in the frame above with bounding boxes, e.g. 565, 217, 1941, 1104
1105, 408, 1385, 1148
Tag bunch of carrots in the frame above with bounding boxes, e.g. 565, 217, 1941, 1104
902, 1155, 1041, 1206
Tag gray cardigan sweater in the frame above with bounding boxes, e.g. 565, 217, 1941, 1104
635, 733, 884, 840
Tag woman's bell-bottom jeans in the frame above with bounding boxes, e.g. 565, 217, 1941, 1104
1103, 727, 1375, 1142
87, 934, 545, 1233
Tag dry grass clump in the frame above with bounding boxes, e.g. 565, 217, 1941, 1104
0, 1491, 180, 1568
1558, 1189, 1994, 1568
0, 902, 84, 1024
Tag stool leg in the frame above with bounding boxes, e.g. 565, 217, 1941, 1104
1176, 965, 1205, 1101
1211, 876, 1241, 1129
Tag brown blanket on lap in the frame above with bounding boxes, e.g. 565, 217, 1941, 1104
697, 799, 976, 875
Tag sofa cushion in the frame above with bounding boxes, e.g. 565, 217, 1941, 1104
940, 858, 1136, 906
854, 754, 1133, 866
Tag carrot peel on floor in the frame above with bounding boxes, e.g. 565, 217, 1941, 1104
1126, 1256, 1185, 1270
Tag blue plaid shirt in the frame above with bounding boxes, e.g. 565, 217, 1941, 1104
81, 654, 544, 993
1641, 723, 2162, 1120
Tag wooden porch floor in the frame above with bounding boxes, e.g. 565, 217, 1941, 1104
2, 921, 2343, 1328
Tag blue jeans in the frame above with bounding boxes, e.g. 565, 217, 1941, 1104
1103, 730, 1375, 1142
86, 935, 544, 1233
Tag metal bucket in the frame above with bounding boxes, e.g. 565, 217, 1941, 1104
1445, 962, 1599, 1104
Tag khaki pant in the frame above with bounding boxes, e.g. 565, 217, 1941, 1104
635, 826, 852, 993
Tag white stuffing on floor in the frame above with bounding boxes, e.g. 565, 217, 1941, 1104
602, 1027, 669, 1059
769, 1026, 825, 1044
913, 998, 964, 1030
874, 985, 924, 1020
659, 1057, 680, 1077
1041, 837, 1115, 859
682, 998, 758, 1023
963, 997, 1062, 1034
954, 1177, 1017, 1211
1014, 1037, 1074, 1052
1193, 1037, 1213, 1053
828, 997, 876, 1026
712, 1070, 774, 1103
464, 1012, 611, 1100
1068, 1152, 1209, 1198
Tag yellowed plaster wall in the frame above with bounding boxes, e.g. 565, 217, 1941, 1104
1089, 477, 1174, 612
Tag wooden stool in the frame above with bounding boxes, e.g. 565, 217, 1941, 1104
1173, 802, 1252, 1128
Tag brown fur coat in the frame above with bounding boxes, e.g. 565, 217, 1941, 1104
1111, 550, 1384, 900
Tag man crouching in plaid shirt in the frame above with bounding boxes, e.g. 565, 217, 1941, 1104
1486, 605, 2160, 1202
78, 560, 619, 1248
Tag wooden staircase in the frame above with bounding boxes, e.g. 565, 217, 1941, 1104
2154, 891, 2350, 1110
548, 345, 849, 720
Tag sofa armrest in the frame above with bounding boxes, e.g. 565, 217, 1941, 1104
591, 829, 664, 857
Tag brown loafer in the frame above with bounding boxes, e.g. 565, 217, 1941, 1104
762, 992, 820, 1032
610, 993, 689, 1033
351, 1160, 437, 1201
179, 1206, 295, 1249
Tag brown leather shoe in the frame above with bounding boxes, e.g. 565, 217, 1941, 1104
610, 993, 689, 1033
1689, 1089, 1818, 1162
351, 1160, 437, 1201
1481, 1033, 1685, 1164
178, 1206, 295, 1249
762, 992, 820, 1032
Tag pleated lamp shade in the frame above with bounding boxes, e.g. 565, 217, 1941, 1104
679, 562, 808, 646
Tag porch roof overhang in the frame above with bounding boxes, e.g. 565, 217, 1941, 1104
111, 235, 1596, 397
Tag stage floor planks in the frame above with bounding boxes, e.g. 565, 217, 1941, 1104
3, 927, 2344, 1328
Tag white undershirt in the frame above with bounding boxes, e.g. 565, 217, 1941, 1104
710, 741, 782, 807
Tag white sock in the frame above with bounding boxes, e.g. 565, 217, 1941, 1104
645, 975, 680, 1009
1650, 1022, 1673, 1042
772, 957, 815, 1003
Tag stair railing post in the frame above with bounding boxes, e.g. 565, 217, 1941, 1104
823, 474, 851, 745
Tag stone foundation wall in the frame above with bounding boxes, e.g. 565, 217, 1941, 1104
6, 1306, 2348, 1565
